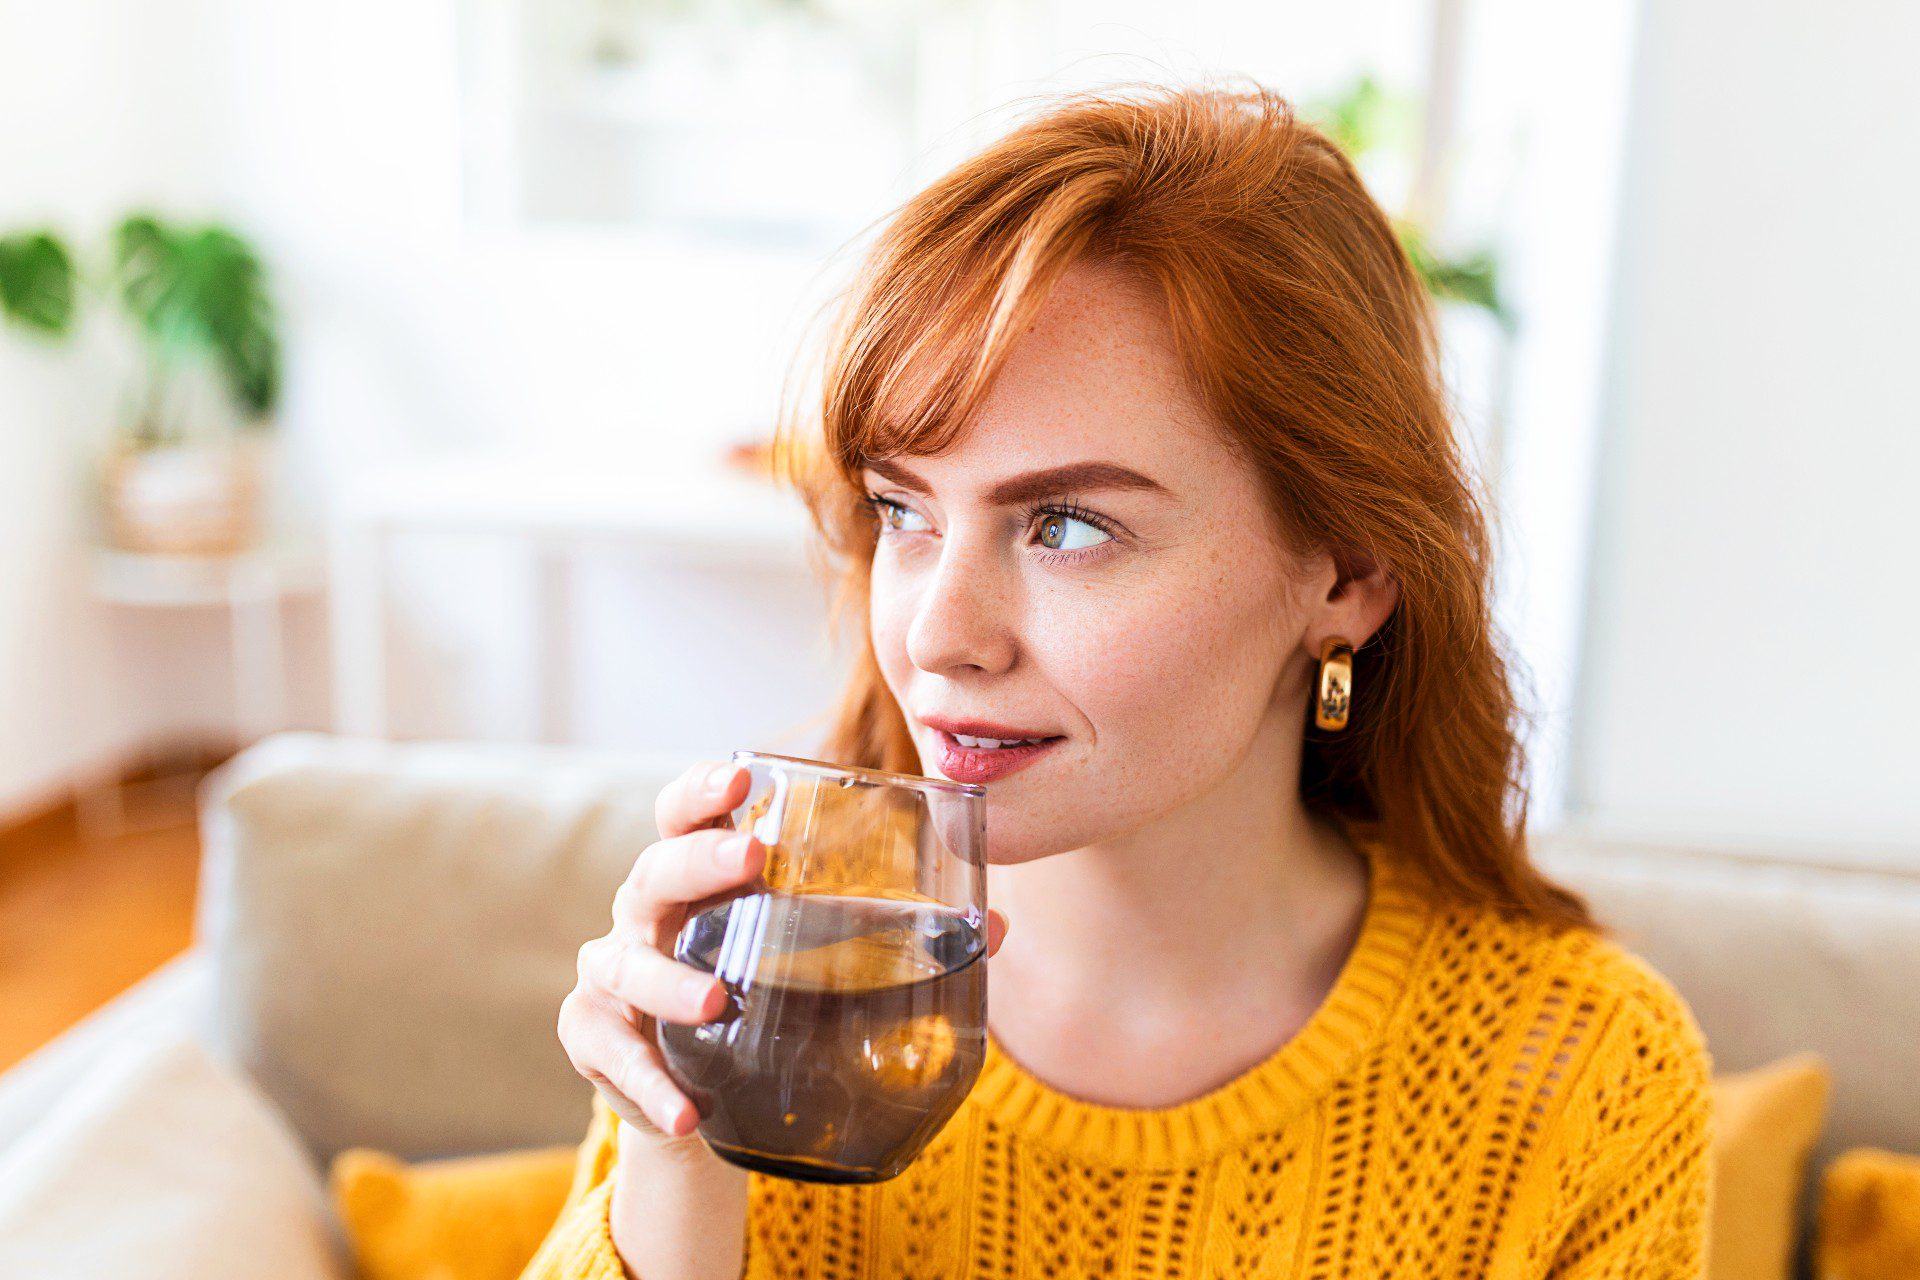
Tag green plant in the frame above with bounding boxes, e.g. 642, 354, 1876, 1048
0, 214, 280, 445
1309, 74, 1418, 162
1305, 75, 1510, 327
0, 229, 79, 338
113, 214, 280, 442
1398, 225, 1502, 318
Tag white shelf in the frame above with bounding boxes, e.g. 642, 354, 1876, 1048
89, 548, 323, 608
335, 457, 813, 561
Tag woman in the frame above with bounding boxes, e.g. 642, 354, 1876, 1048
529, 83, 1714, 1279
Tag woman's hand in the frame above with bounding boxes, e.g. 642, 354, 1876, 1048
559, 760, 765, 1280
559, 759, 1007, 1280
564, 761, 765, 1141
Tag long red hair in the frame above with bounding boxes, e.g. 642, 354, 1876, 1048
775, 81, 1597, 935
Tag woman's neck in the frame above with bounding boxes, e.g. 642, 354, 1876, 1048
982, 715, 1371, 1107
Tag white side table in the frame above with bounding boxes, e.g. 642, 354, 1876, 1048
82, 547, 320, 836
328, 458, 816, 744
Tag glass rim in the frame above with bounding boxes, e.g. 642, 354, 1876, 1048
730, 749, 987, 800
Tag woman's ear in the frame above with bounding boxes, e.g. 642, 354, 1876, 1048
1319, 549, 1400, 651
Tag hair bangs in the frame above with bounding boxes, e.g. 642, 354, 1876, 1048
823, 176, 1115, 479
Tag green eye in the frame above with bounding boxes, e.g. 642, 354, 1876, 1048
1037, 513, 1112, 552
873, 497, 929, 533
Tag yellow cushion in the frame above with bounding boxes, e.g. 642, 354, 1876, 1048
329, 1143, 580, 1280
1817, 1147, 1920, 1280
1705, 1051, 1832, 1280
330, 1062, 1839, 1280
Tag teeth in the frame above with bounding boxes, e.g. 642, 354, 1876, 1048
952, 733, 1043, 749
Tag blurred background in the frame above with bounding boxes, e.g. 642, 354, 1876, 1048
1, 0, 1916, 1064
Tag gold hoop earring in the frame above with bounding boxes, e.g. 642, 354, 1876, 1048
1314, 637, 1354, 732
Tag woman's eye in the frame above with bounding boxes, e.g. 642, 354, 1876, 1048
1036, 513, 1112, 552
874, 498, 930, 533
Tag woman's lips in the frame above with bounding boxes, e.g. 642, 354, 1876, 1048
931, 729, 1064, 784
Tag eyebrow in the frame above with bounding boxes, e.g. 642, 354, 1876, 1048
860, 457, 1173, 507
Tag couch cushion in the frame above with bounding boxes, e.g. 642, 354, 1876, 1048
1818, 1147, 1920, 1280
329, 1142, 578, 1280
196, 733, 691, 1163
0, 951, 210, 1156
0, 1029, 345, 1279
1707, 1053, 1833, 1280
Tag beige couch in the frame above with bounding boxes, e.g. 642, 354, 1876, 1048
0, 731, 1913, 1278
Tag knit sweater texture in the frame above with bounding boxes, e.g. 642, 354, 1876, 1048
522, 819, 1716, 1278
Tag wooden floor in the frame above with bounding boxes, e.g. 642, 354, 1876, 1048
0, 795, 202, 1073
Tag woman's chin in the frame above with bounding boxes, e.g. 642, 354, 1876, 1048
978, 810, 1086, 865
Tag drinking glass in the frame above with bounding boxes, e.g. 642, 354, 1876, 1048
657, 750, 989, 1184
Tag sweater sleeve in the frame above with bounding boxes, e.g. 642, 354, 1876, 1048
1537, 983, 1719, 1280
1544, 1079, 1715, 1278
518, 1092, 634, 1280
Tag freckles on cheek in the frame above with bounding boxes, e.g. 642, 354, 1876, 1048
870, 595, 912, 687
1069, 571, 1275, 771
871, 572, 956, 712
1054, 582, 1207, 726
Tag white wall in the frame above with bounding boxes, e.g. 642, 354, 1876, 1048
1571, 0, 1920, 859
0, 0, 232, 815
0, 0, 845, 816
194, 0, 853, 758
1464, 0, 1639, 828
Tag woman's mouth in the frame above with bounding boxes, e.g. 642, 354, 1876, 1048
928, 727, 1065, 784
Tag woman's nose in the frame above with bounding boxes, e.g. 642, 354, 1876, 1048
904, 539, 1018, 676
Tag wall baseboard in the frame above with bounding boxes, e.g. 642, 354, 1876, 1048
0, 735, 239, 859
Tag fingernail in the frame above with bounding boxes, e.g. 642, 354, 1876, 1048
718, 833, 756, 871
705, 763, 738, 795
681, 972, 716, 1015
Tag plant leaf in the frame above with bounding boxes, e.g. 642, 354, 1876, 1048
112, 213, 281, 418
1397, 220, 1510, 326
1302, 75, 1417, 161
0, 231, 79, 337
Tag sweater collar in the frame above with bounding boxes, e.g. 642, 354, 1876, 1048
967, 814, 1434, 1167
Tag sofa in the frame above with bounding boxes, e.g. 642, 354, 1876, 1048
0, 731, 1913, 1278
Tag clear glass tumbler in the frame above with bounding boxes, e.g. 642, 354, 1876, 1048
657, 750, 989, 1184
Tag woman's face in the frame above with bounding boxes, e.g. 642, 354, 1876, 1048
860, 258, 1373, 864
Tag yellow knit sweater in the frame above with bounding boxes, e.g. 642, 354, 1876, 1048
522, 822, 1716, 1279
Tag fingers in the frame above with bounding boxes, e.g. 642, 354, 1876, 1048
560, 992, 700, 1137
614, 828, 767, 930
579, 934, 729, 1026
655, 760, 752, 840
986, 907, 1008, 958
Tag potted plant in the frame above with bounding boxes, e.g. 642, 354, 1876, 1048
101, 215, 281, 555
0, 214, 282, 556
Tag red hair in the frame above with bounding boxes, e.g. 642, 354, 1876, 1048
776, 81, 1598, 934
